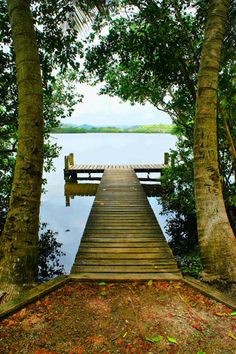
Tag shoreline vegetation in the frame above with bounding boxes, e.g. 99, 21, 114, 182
51, 124, 174, 134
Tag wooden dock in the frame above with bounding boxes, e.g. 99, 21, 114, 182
64, 153, 170, 181
71, 168, 181, 280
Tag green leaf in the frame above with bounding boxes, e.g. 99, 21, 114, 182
98, 281, 106, 286
100, 291, 106, 297
147, 280, 153, 286
230, 312, 236, 316
145, 336, 163, 343
168, 337, 177, 344
197, 351, 206, 354
152, 336, 163, 342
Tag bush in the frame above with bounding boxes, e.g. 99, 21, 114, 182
177, 254, 203, 278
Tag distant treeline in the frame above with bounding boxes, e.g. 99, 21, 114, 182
51, 124, 175, 134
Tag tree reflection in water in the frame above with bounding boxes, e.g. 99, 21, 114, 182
39, 223, 65, 282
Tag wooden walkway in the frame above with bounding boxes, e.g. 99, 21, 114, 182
64, 153, 169, 181
71, 168, 181, 280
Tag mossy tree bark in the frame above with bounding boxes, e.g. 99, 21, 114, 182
194, 0, 236, 283
0, 0, 43, 287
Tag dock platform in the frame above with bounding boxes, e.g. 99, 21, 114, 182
64, 153, 170, 181
70, 168, 181, 280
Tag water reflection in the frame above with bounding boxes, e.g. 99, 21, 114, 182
39, 223, 66, 281
65, 182, 98, 206
64, 178, 163, 206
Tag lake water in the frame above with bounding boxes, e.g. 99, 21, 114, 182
40, 133, 176, 273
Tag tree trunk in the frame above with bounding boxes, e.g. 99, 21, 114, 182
0, 0, 44, 287
194, 0, 236, 283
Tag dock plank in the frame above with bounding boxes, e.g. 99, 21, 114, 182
66, 163, 166, 176
71, 168, 181, 280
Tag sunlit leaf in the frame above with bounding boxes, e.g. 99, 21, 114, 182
168, 337, 177, 344
147, 280, 153, 286
98, 282, 106, 286
197, 351, 206, 354
145, 336, 163, 343
215, 312, 228, 317
152, 336, 163, 342
230, 312, 236, 316
228, 332, 236, 341
174, 284, 181, 289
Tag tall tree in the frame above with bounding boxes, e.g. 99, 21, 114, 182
0, 0, 105, 289
0, 0, 44, 287
194, 0, 236, 283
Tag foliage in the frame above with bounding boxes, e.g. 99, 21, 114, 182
38, 223, 65, 281
160, 138, 198, 255
177, 254, 203, 278
52, 123, 174, 134
81, 0, 207, 134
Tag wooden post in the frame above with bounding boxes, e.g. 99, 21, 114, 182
64, 155, 69, 181
64, 155, 69, 170
66, 195, 70, 207
68, 153, 74, 167
164, 152, 169, 165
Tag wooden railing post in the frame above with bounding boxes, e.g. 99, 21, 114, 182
68, 153, 74, 167
65, 155, 69, 170
64, 155, 69, 181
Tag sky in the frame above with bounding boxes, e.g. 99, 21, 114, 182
66, 83, 172, 127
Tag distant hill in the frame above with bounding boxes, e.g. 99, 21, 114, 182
78, 124, 94, 129
51, 123, 174, 134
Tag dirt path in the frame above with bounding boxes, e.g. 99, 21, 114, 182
1, 280, 236, 353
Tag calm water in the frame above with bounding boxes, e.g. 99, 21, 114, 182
40, 133, 176, 273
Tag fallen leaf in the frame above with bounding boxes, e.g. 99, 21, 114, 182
215, 312, 229, 317
35, 349, 57, 354
145, 336, 163, 343
16, 308, 27, 319
228, 332, 236, 341
192, 324, 205, 331
41, 299, 51, 307
174, 284, 181, 289
3, 319, 16, 327
167, 337, 177, 344
22, 314, 42, 331
147, 280, 153, 286
116, 338, 124, 346
69, 347, 84, 354
157, 282, 169, 289
90, 335, 105, 345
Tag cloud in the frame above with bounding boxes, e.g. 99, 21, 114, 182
66, 84, 172, 126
